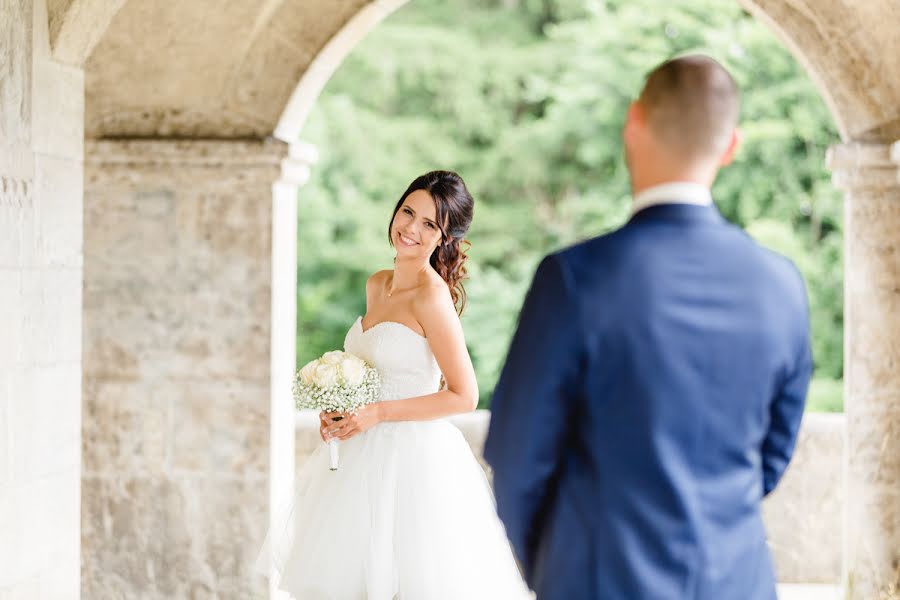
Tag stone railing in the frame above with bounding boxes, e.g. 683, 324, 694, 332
295, 410, 844, 584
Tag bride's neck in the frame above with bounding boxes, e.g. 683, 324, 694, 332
392, 254, 432, 290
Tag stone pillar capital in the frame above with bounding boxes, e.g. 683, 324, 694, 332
826, 140, 900, 191
84, 138, 288, 187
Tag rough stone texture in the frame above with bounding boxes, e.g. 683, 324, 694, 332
47, 0, 126, 66
1, 0, 84, 598
275, 0, 406, 140
296, 410, 846, 585
82, 139, 286, 600
739, 0, 900, 142
81, 477, 267, 599
763, 414, 844, 583
83, 0, 369, 139
829, 141, 900, 600
0, 0, 32, 149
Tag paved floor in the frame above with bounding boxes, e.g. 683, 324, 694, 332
777, 584, 841, 599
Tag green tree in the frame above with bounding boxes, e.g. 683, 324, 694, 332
297, 0, 843, 411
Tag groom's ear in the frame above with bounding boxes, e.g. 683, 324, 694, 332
718, 128, 742, 167
623, 101, 643, 144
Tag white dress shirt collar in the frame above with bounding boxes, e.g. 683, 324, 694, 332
631, 182, 713, 216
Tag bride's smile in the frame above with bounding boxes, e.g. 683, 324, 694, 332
398, 233, 419, 246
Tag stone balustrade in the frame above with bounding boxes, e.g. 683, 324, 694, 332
296, 409, 845, 585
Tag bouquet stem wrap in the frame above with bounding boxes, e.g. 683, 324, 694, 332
328, 437, 340, 470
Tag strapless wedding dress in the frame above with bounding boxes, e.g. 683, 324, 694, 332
256, 317, 532, 600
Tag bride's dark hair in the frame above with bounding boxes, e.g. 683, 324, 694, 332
389, 170, 474, 314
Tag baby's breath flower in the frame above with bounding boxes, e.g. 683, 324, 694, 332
293, 350, 381, 414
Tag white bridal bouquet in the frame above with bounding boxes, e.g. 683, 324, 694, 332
293, 350, 381, 470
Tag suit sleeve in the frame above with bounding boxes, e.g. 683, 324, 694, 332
484, 253, 583, 581
762, 273, 814, 496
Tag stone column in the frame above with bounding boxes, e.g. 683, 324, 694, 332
82, 139, 288, 599
1, 0, 84, 597
265, 141, 315, 599
828, 141, 900, 599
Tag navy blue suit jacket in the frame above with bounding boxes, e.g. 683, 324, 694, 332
484, 203, 813, 600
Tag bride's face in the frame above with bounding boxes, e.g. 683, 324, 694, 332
391, 189, 444, 259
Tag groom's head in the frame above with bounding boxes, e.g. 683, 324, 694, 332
624, 55, 741, 191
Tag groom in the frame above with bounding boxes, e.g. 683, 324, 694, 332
485, 55, 812, 600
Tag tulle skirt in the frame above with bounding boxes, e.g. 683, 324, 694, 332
255, 419, 533, 600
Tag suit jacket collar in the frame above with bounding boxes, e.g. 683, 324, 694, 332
627, 202, 725, 225
631, 182, 712, 215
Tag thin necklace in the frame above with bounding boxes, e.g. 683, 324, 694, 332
387, 275, 417, 297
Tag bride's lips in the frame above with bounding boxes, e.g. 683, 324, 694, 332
396, 232, 419, 247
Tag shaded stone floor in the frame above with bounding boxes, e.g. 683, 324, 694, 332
778, 584, 841, 599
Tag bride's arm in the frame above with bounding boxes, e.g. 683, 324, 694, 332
378, 283, 479, 421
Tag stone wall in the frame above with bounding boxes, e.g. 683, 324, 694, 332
762, 413, 844, 583
0, 0, 84, 598
829, 141, 900, 600
296, 410, 846, 584
81, 139, 286, 599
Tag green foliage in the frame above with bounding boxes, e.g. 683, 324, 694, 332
296, 0, 843, 411
806, 378, 843, 413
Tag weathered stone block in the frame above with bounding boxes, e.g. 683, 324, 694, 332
0, 0, 32, 146
0, 576, 41, 600
19, 268, 81, 365
763, 413, 844, 583
81, 477, 195, 598
0, 372, 8, 489
33, 154, 83, 268
0, 177, 35, 268
24, 363, 81, 479
39, 551, 80, 600
847, 403, 900, 488
82, 476, 267, 600
0, 478, 57, 587
0, 272, 23, 365
31, 58, 83, 160
170, 379, 268, 476
845, 487, 900, 599
81, 379, 169, 475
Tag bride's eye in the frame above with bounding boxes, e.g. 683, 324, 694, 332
403, 208, 413, 215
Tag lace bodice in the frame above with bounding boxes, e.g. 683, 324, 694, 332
343, 317, 442, 401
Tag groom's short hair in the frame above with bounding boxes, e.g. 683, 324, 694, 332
639, 55, 740, 160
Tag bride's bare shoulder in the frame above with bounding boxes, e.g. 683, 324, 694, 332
366, 270, 392, 290
412, 274, 454, 314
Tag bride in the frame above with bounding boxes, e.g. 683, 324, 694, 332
257, 171, 532, 599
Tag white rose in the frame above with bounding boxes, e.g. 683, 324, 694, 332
299, 359, 319, 385
313, 362, 340, 387
340, 357, 366, 387
320, 351, 345, 365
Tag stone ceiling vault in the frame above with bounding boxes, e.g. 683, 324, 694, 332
45, 0, 900, 142
80, 0, 369, 139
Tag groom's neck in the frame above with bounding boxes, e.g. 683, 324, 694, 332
629, 161, 717, 197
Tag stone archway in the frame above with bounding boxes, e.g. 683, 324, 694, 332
1, 0, 898, 598
277, 3, 900, 598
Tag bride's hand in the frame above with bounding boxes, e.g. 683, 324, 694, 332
324, 404, 382, 441
318, 412, 331, 443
